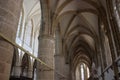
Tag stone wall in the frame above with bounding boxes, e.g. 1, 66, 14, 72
0, 0, 23, 80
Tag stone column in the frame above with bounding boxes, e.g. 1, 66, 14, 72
13, 66, 21, 78
54, 55, 70, 80
27, 69, 33, 78
37, 35, 55, 80
54, 27, 70, 80
0, 0, 23, 80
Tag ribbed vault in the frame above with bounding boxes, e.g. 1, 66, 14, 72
40, 0, 106, 73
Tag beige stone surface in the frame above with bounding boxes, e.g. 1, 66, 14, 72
0, 73, 10, 80
37, 38, 55, 80
0, 0, 23, 80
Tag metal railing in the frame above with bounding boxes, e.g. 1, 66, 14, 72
0, 32, 66, 79
97, 56, 120, 79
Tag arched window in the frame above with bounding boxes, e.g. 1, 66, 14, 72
15, 0, 41, 56
16, 11, 24, 46
16, 12, 23, 38
24, 20, 33, 47
81, 64, 84, 80
75, 63, 90, 80
104, 35, 112, 65
33, 29, 39, 57
10, 48, 21, 80
21, 54, 30, 79
87, 67, 90, 78
100, 21, 112, 67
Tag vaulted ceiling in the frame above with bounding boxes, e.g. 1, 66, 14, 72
23, 0, 41, 36
40, 0, 106, 65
